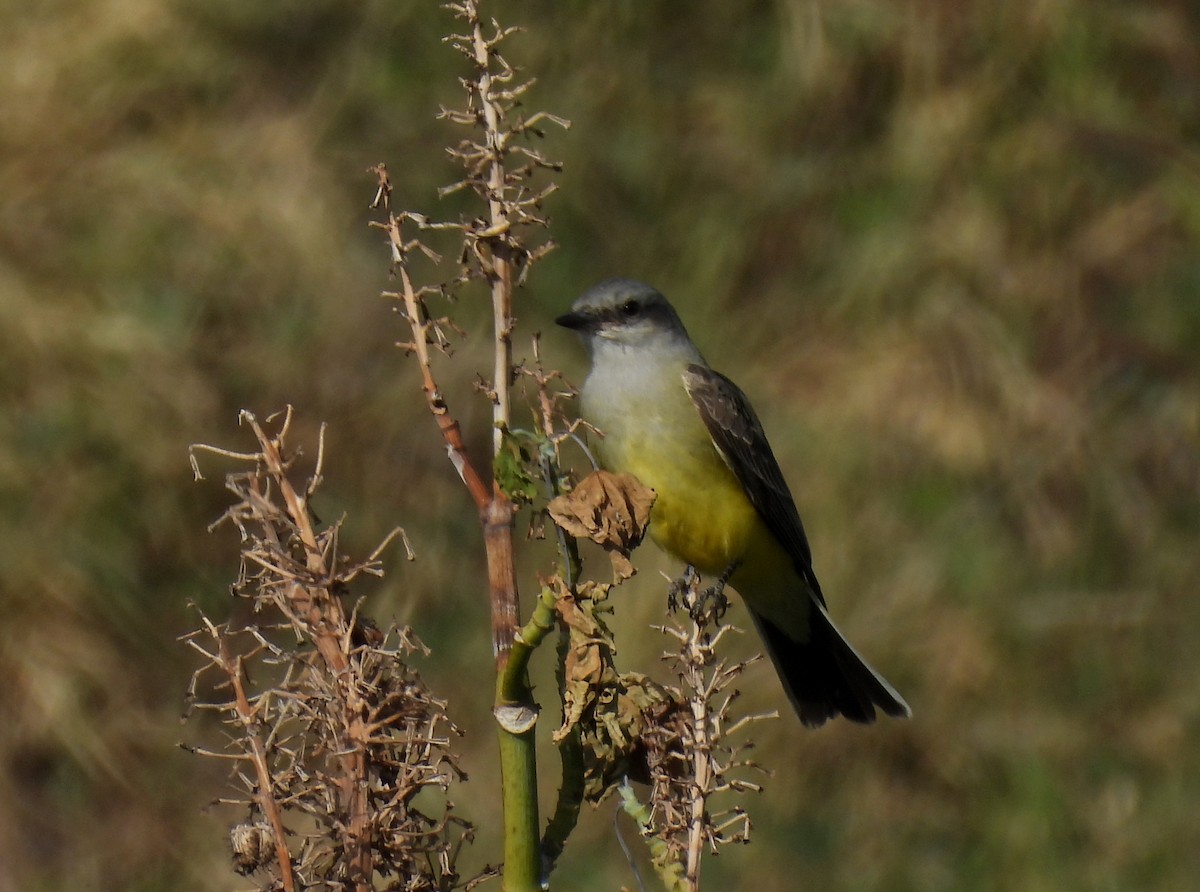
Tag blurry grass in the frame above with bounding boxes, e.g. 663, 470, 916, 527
1, 0, 1199, 889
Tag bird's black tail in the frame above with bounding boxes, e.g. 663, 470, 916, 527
750, 604, 910, 728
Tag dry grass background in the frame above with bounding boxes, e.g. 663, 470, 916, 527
2, 1, 1198, 889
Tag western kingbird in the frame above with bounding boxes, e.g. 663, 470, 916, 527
556, 279, 910, 727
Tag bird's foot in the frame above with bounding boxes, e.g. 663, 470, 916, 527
690, 581, 728, 627
667, 565, 700, 614
688, 561, 739, 627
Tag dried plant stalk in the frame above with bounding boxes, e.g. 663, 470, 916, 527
185, 408, 479, 891
368, 2, 568, 889
636, 574, 777, 891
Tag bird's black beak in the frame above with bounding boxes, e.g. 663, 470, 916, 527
555, 310, 589, 331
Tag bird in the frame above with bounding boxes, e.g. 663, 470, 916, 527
556, 279, 910, 727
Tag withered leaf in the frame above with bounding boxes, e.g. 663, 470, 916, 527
547, 471, 655, 581
579, 672, 676, 802
548, 576, 682, 803
553, 580, 616, 744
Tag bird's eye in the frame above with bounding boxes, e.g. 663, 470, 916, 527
620, 299, 640, 317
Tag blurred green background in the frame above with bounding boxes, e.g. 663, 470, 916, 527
2, 0, 1198, 889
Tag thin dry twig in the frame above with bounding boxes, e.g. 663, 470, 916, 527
185, 409, 476, 891
368, 0, 567, 672
640, 573, 777, 890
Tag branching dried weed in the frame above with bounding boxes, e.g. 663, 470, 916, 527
645, 573, 776, 889
185, 408, 487, 892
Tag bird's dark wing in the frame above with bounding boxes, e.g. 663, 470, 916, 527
682, 363, 825, 605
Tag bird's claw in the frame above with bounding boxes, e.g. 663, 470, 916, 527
668, 562, 739, 627
667, 565, 700, 614
690, 578, 729, 627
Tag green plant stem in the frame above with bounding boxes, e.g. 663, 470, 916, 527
538, 452, 585, 874
619, 782, 688, 892
540, 619, 584, 874
496, 571, 557, 890
496, 718, 541, 892
495, 642, 541, 891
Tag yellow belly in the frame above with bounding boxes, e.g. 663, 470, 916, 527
591, 383, 758, 573
588, 379, 811, 639
632, 450, 758, 574
619, 439, 811, 638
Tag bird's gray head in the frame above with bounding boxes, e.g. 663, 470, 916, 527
555, 279, 692, 354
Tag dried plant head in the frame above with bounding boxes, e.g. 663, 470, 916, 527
639, 572, 777, 882
184, 410, 479, 891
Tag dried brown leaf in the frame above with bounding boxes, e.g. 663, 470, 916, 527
547, 471, 655, 581
552, 580, 615, 744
